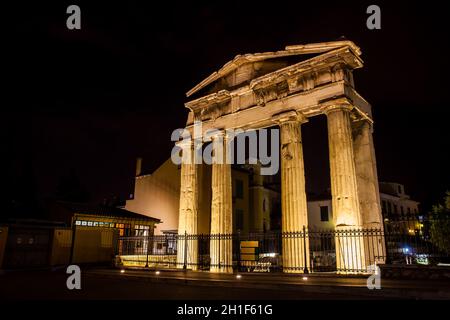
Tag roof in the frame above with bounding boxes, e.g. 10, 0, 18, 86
186, 40, 361, 97
0, 218, 67, 228
56, 202, 161, 223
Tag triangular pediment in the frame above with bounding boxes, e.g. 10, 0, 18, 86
186, 40, 361, 98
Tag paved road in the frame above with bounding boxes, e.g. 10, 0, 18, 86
0, 269, 375, 300
2, 267, 450, 300
87, 267, 450, 299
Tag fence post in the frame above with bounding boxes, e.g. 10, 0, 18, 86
218, 233, 221, 271
382, 219, 391, 265
237, 230, 241, 272
303, 225, 309, 274
183, 231, 187, 270
145, 229, 150, 268
69, 217, 77, 265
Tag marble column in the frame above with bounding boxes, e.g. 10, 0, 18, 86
176, 140, 199, 270
325, 104, 366, 273
210, 133, 233, 273
274, 111, 310, 273
352, 119, 385, 265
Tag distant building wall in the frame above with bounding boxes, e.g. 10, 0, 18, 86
249, 185, 280, 232
380, 193, 419, 216
379, 182, 420, 216
198, 163, 212, 234
307, 200, 334, 230
233, 170, 250, 233
50, 228, 72, 266
72, 227, 118, 264
126, 159, 180, 235
127, 159, 272, 235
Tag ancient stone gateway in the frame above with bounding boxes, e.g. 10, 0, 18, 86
176, 40, 385, 274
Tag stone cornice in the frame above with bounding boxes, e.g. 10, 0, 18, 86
186, 40, 361, 97
272, 110, 308, 125
321, 102, 354, 115
320, 97, 374, 124
249, 46, 362, 90
185, 46, 362, 113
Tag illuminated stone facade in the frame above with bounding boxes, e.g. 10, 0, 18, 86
175, 40, 385, 274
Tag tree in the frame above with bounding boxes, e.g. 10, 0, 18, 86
429, 191, 450, 253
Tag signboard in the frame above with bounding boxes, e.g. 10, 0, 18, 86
240, 240, 259, 261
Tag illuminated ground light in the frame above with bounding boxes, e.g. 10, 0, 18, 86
155, 271, 160, 275
236, 274, 242, 279
302, 276, 308, 281
120, 269, 125, 274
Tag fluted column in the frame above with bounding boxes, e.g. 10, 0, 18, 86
274, 111, 310, 273
210, 133, 233, 273
352, 119, 385, 265
176, 140, 198, 270
325, 104, 366, 273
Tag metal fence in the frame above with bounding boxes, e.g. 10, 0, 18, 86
115, 216, 450, 273
383, 214, 450, 265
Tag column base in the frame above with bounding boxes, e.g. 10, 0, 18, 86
282, 269, 309, 274
209, 267, 233, 274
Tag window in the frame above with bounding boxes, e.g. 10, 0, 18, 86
407, 207, 411, 214
381, 201, 387, 214
393, 204, 398, 214
320, 206, 329, 222
400, 206, 404, 214
263, 198, 266, 212
236, 209, 244, 230
235, 179, 244, 199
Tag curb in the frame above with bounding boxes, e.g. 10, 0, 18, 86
85, 270, 450, 300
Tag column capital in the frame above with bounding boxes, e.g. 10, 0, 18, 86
321, 103, 354, 116
272, 110, 308, 125
206, 129, 233, 141
175, 139, 194, 149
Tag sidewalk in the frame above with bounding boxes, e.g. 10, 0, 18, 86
86, 267, 450, 299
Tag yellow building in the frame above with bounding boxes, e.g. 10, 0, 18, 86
126, 159, 281, 235
0, 203, 160, 269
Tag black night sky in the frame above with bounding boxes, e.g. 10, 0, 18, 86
3, 1, 450, 217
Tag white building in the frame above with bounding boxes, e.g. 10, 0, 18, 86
308, 182, 420, 230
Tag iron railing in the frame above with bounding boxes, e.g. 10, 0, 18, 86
115, 216, 450, 273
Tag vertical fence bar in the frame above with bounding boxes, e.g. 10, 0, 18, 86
302, 225, 309, 274
183, 231, 187, 270
114, 216, 450, 273
145, 229, 150, 268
